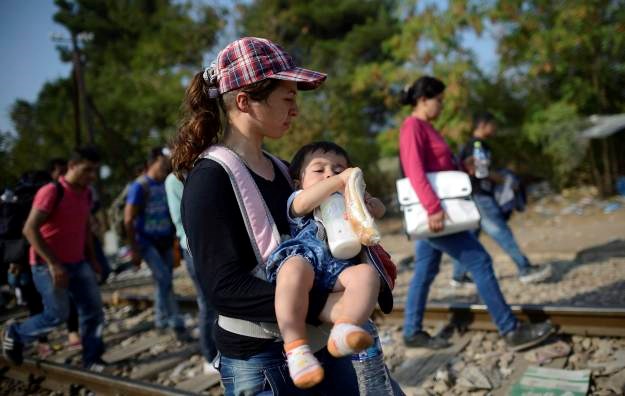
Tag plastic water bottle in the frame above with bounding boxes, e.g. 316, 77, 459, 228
473, 141, 489, 179
352, 320, 394, 395
319, 193, 361, 259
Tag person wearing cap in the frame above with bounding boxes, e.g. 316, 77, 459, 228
124, 146, 188, 340
172, 37, 402, 395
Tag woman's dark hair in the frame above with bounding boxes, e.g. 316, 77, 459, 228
399, 76, 446, 106
289, 141, 352, 181
171, 73, 281, 176
472, 111, 496, 130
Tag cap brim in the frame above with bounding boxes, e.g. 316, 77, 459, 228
271, 67, 327, 90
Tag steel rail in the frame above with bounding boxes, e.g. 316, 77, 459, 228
0, 356, 196, 396
384, 303, 625, 337
107, 293, 625, 337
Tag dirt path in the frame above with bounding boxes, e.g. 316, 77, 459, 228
378, 193, 625, 308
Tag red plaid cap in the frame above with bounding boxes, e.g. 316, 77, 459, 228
214, 37, 326, 94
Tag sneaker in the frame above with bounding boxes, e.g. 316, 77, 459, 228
403, 331, 451, 349
504, 321, 555, 351
449, 274, 476, 291
519, 265, 552, 284
86, 359, 107, 373
2, 320, 23, 365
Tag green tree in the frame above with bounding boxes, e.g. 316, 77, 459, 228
7, 0, 222, 197
491, 0, 625, 189
373, 0, 488, 157
237, 0, 399, 173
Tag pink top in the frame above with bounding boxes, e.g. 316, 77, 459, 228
399, 116, 457, 215
29, 176, 91, 265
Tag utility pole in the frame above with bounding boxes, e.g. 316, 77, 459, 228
70, 34, 82, 147
52, 31, 95, 147
71, 31, 95, 146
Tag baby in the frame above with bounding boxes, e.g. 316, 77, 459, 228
266, 141, 386, 388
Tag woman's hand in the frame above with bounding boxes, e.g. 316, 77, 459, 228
428, 210, 445, 233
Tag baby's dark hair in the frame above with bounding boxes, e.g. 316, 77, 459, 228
289, 141, 351, 181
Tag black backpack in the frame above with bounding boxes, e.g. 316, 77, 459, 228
0, 172, 64, 267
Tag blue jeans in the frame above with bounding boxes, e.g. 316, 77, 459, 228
182, 248, 217, 362
404, 231, 517, 337
219, 342, 359, 396
13, 262, 105, 366
141, 242, 184, 330
452, 194, 531, 280
93, 235, 111, 284
218, 336, 405, 395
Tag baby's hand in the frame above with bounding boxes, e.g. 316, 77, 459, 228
338, 167, 355, 187
364, 192, 386, 219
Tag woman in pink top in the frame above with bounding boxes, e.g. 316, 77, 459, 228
399, 76, 553, 351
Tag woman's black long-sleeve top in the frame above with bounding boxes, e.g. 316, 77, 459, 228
181, 157, 330, 358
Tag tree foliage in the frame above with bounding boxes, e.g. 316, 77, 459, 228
4, 0, 221, 194
3, 0, 625, 196
237, 0, 399, 172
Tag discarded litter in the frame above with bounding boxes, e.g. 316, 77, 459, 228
509, 366, 590, 396
603, 202, 622, 214
524, 340, 571, 365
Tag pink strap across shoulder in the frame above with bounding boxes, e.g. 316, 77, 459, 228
200, 145, 292, 276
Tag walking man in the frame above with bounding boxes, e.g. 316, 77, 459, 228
451, 112, 551, 288
2, 147, 106, 369
124, 147, 187, 340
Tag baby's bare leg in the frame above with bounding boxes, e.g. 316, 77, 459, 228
326, 264, 381, 357
275, 255, 315, 344
276, 256, 324, 389
333, 263, 380, 324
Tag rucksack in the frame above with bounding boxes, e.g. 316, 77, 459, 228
107, 175, 150, 242
0, 173, 63, 267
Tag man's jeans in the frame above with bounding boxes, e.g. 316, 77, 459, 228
404, 231, 518, 338
452, 193, 531, 280
182, 248, 217, 362
141, 242, 184, 330
13, 261, 105, 366
218, 342, 405, 396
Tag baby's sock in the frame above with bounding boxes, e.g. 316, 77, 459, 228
285, 339, 324, 389
327, 321, 374, 357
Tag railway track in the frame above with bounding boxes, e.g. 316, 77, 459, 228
0, 356, 195, 396
2, 291, 624, 395
112, 293, 625, 337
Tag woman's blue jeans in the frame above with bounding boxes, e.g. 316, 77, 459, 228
218, 339, 405, 395
403, 231, 518, 338
219, 342, 359, 396
452, 193, 531, 280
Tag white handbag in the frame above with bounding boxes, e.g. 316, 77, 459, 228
396, 171, 481, 239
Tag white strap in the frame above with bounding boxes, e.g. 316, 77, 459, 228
217, 315, 280, 339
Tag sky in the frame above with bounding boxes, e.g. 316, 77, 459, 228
0, 1, 71, 134
0, 1, 497, 135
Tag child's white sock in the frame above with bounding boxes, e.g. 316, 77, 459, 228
327, 322, 373, 357
285, 339, 324, 389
